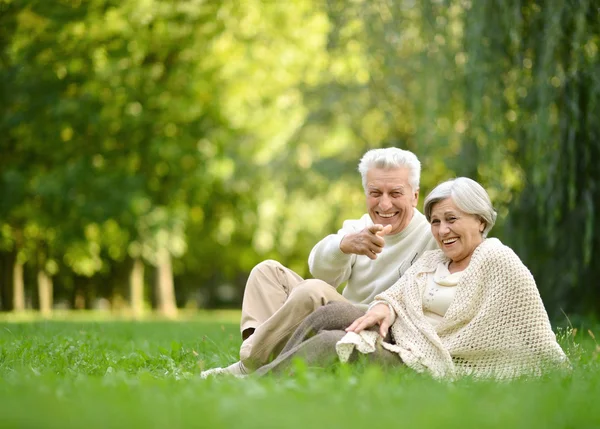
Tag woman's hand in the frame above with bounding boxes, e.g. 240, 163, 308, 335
345, 303, 392, 338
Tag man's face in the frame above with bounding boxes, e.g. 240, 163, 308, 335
365, 167, 418, 235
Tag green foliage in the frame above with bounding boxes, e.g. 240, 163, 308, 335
502, 2, 600, 317
0, 0, 599, 316
0, 318, 598, 429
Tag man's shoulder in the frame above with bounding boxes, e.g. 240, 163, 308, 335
411, 208, 430, 225
394, 209, 435, 243
340, 214, 372, 231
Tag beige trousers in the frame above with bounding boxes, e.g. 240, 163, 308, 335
239, 260, 350, 371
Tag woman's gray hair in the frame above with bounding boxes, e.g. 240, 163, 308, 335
423, 177, 498, 237
358, 147, 421, 191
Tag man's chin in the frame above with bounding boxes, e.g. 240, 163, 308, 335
378, 217, 397, 226
379, 220, 401, 233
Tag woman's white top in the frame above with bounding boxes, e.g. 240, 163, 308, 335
422, 262, 463, 327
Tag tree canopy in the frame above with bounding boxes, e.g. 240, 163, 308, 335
1, 0, 598, 319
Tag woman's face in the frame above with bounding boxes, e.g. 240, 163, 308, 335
430, 198, 484, 269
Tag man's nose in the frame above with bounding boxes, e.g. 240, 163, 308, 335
379, 195, 392, 211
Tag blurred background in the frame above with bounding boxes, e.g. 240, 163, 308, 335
0, 0, 598, 321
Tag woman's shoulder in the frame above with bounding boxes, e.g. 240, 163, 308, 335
479, 237, 519, 256
474, 238, 529, 271
415, 248, 447, 269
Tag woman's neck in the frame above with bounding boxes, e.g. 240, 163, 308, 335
448, 256, 471, 274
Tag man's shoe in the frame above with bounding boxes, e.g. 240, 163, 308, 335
200, 361, 248, 379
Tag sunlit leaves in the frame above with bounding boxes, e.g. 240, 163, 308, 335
1, 0, 598, 315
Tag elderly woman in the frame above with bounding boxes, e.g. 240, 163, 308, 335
254, 178, 567, 379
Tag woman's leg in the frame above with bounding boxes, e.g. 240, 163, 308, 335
255, 328, 403, 376
254, 330, 347, 376
278, 301, 365, 355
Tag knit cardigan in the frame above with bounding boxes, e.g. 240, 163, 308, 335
336, 238, 568, 379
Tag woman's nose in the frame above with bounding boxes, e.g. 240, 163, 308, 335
439, 222, 450, 234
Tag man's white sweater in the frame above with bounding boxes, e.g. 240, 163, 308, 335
308, 208, 437, 310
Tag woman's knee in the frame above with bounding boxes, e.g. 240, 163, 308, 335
321, 301, 364, 320
304, 302, 363, 330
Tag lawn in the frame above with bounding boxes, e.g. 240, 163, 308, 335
0, 313, 598, 429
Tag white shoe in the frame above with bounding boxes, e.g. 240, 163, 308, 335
200, 361, 248, 379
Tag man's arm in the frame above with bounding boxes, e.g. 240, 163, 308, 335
308, 216, 391, 287
340, 224, 392, 258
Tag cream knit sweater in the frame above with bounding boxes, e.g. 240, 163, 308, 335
336, 238, 568, 379
308, 209, 438, 310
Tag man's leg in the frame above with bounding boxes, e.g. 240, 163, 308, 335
240, 260, 304, 340
239, 279, 350, 371
200, 260, 305, 379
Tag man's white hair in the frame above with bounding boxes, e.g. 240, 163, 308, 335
358, 147, 421, 192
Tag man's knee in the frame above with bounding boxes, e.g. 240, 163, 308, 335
249, 259, 283, 278
245, 260, 285, 295
287, 279, 339, 307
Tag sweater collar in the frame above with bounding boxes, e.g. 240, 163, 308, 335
420, 238, 502, 274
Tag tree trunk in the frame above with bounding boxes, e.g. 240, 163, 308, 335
155, 249, 177, 318
130, 257, 145, 318
0, 251, 12, 311
73, 276, 86, 310
37, 269, 53, 316
12, 259, 25, 312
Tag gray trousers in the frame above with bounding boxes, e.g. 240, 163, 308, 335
254, 301, 402, 376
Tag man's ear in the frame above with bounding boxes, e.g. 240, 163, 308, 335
412, 188, 419, 207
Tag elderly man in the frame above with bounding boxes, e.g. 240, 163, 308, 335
201, 147, 437, 377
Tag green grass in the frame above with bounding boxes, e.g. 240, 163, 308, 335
0, 315, 598, 429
